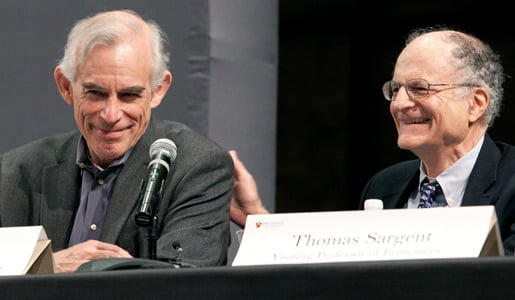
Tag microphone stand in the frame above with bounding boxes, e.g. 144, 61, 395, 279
138, 193, 162, 261
145, 214, 159, 260
135, 138, 177, 261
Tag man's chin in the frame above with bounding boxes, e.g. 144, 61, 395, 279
397, 137, 423, 151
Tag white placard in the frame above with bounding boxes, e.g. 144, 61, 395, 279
232, 206, 502, 266
0, 226, 54, 276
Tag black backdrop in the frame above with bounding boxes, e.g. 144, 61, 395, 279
276, 0, 515, 212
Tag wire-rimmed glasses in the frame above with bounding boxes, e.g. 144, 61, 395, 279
382, 78, 476, 101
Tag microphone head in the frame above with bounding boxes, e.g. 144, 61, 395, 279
150, 138, 178, 162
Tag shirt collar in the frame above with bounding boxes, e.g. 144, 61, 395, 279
418, 135, 484, 207
75, 136, 132, 171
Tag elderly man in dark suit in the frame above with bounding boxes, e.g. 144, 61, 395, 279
0, 10, 233, 272
359, 27, 515, 255
227, 27, 515, 256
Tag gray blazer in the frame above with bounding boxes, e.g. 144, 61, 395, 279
0, 119, 234, 267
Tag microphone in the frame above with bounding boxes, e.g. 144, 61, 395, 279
135, 138, 177, 227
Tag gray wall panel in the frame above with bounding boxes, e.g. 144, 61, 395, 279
209, 0, 278, 263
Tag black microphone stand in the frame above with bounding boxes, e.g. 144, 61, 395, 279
136, 193, 162, 261
135, 138, 177, 261
145, 214, 159, 260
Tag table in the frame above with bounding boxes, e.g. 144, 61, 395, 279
1, 257, 514, 299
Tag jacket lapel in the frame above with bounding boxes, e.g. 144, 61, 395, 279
41, 139, 81, 250
385, 169, 420, 209
462, 135, 500, 206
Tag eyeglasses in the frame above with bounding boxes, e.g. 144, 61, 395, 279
382, 78, 476, 101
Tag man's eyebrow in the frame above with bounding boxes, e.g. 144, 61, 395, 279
121, 86, 146, 93
81, 83, 146, 93
82, 82, 104, 90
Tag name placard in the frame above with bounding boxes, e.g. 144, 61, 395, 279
0, 226, 54, 276
232, 206, 502, 266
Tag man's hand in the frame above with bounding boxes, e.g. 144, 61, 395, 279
229, 150, 269, 227
52, 240, 132, 273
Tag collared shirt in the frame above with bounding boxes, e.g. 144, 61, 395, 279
406, 135, 484, 208
68, 137, 132, 246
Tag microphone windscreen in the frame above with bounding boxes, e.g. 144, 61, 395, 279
150, 138, 177, 161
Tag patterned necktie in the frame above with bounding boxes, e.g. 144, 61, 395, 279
418, 178, 442, 208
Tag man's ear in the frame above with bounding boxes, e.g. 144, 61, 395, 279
54, 66, 74, 106
469, 87, 489, 123
150, 71, 173, 109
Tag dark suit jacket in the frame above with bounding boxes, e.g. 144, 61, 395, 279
0, 119, 234, 267
359, 134, 515, 255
